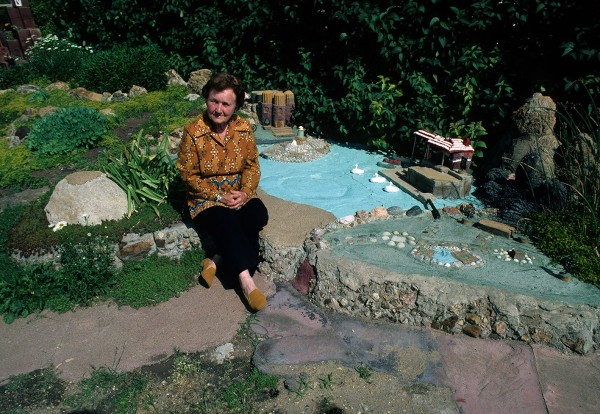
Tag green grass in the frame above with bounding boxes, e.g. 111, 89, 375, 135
64, 367, 151, 414
110, 248, 203, 308
532, 207, 600, 285
221, 367, 279, 413
355, 363, 373, 383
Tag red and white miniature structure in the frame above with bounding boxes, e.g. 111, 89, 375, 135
413, 129, 474, 170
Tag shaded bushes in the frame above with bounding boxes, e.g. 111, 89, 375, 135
78, 43, 169, 93
1, 39, 168, 94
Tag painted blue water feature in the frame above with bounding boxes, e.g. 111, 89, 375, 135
432, 246, 457, 264
257, 141, 482, 218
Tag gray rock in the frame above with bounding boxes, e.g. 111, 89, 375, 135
212, 343, 234, 364
45, 171, 128, 226
187, 69, 212, 95
165, 69, 187, 86
110, 90, 129, 102
406, 206, 423, 216
128, 85, 147, 98
387, 206, 404, 216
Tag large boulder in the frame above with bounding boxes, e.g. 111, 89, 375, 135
45, 171, 128, 226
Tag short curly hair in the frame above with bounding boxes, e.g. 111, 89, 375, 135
201, 73, 245, 109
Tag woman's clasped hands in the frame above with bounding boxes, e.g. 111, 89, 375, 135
220, 190, 248, 210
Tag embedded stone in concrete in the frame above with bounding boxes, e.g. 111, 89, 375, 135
305, 215, 600, 354
476, 218, 515, 238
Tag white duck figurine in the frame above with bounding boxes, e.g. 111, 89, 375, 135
351, 164, 365, 174
384, 181, 400, 192
370, 172, 386, 183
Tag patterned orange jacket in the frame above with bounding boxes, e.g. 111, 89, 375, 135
177, 113, 260, 218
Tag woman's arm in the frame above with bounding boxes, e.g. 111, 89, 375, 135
239, 123, 261, 196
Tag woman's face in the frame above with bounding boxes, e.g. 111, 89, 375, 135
206, 88, 237, 127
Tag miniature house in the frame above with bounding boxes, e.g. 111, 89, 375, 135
413, 129, 474, 171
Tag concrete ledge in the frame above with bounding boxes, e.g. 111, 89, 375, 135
309, 249, 600, 354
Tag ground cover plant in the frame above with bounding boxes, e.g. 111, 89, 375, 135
0, 84, 196, 194
0, 191, 198, 323
0, 84, 201, 323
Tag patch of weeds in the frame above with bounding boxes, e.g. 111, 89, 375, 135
0, 366, 66, 413
170, 350, 203, 384
65, 367, 152, 414
57, 235, 117, 305
110, 248, 203, 308
354, 363, 373, 383
289, 373, 310, 398
237, 313, 261, 347
1, 234, 116, 323
221, 367, 279, 413
319, 372, 334, 390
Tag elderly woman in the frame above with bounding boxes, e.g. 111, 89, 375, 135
177, 73, 268, 311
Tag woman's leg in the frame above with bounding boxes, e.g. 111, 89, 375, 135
193, 199, 268, 281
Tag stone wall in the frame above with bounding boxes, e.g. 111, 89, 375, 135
303, 219, 600, 356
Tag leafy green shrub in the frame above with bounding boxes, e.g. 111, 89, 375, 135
0, 262, 56, 323
102, 131, 179, 217
531, 208, 600, 286
25, 106, 108, 155
78, 43, 169, 93
0, 62, 35, 89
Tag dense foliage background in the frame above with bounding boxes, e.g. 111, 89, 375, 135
27, 0, 598, 153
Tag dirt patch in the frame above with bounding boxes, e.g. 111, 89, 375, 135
113, 112, 151, 141
0, 319, 456, 414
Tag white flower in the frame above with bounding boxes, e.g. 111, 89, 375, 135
52, 221, 68, 232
